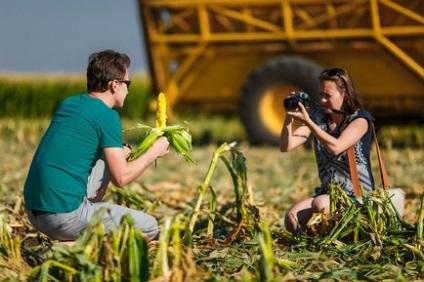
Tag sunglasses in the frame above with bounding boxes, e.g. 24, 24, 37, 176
116, 80, 131, 88
320, 68, 347, 90
321, 68, 343, 77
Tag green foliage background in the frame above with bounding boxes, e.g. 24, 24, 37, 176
0, 75, 152, 119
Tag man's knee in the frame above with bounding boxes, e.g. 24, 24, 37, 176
133, 212, 159, 238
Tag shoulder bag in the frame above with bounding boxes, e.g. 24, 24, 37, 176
346, 124, 405, 216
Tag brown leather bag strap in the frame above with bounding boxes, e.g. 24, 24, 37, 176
347, 146, 362, 199
346, 123, 390, 199
372, 124, 390, 189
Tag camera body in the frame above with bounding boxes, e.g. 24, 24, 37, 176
283, 91, 310, 111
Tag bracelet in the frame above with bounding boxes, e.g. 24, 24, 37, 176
123, 143, 132, 150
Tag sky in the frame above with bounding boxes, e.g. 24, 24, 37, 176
0, 0, 148, 74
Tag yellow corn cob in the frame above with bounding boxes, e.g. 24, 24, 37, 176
156, 92, 167, 129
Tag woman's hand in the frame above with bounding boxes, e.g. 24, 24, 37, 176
286, 102, 310, 124
280, 100, 311, 152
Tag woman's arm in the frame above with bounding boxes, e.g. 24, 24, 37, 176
287, 103, 368, 155
279, 113, 311, 152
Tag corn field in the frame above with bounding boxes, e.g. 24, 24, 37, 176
1, 118, 423, 281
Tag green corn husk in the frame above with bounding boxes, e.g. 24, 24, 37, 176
127, 127, 164, 161
124, 93, 194, 164
125, 124, 195, 164
166, 126, 194, 164
416, 193, 424, 249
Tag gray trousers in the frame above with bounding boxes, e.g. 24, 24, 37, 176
27, 160, 159, 241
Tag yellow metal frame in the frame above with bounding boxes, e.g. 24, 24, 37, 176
140, 0, 424, 107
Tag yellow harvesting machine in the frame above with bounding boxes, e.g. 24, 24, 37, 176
138, 0, 424, 144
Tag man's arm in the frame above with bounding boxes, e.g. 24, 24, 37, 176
104, 136, 169, 187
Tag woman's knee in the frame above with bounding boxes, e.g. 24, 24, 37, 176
312, 195, 330, 214
284, 198, 314, 233
284, 209, 297, 233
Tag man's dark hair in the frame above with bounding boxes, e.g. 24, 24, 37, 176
86, 50, 130, 93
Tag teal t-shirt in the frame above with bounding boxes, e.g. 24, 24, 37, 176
24, 94, 122, 213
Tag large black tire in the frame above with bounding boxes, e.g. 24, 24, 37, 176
239, 56, 322, 145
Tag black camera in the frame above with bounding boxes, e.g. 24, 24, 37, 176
283, 91, 310, 111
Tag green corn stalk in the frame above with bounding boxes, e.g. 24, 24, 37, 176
365, 188, 403, 238
185, 142, 260, 243
152, 217, 172, 279
0, 213, 28, 279
35, 260, 78, 282
34, 209, 150, 282
74, 208, 107, 265
220, 150, 246, 223
170, 214, 187, 282
403, 244, 424, 260
37, 210, 106, 281
126, 215, 149, 282
221, 147, 260, 239
100, 236, 115, 281
258, 221, 275, 282
186, 142, 236, 239
110, 186, 155, 213
275, 258, 302, 270
207, 185, 217, 237
360, 186, 388, 239
329, 184, 353, 209
109, 224, 125, 280
171, 215, 184, 268
329, 184, 337, 214
111, 214, 135, 281
415, 193, 424, 250
241, 267, 254, 282
325, 183, 412, 247
362, 190, 379, 235
323, 204, 361, 244
152, 215, 189, 281
0, 213, 21, 260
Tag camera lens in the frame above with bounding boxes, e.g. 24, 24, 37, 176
283, 97, 296, 110
283, 92, 310, 111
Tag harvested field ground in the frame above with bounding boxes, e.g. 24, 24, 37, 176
1, 118, 423, 281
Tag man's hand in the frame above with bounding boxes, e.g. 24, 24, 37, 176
148, 136, 170, 158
